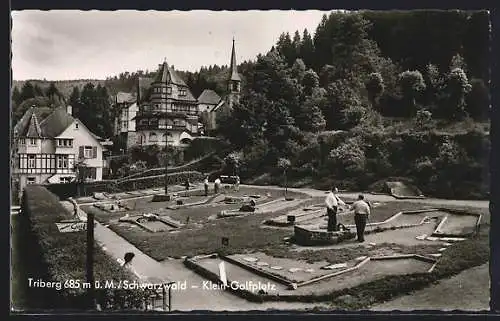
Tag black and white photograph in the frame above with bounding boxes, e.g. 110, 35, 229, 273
10, 9, 492, 313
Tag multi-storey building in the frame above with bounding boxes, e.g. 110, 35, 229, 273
133, 62, 199, 147
12, 105, 105, 200
112, 39, 242, 150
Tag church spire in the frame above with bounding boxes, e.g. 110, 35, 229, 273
229, 38, 241, 82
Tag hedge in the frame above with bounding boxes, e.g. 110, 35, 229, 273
183, 137, 229, 161
18, 185, 155, 310
46, 171, 204, 199
116, 153, 222, 182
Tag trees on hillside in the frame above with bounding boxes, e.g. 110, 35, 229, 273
72, 83, 113, 139
398, 70, 426, 115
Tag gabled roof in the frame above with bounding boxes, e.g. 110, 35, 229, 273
116, 92, 136, 104
14, 106, 52, 138
154, 62, 188, 87
39, 107, 76, 138
198, 89, 222, 105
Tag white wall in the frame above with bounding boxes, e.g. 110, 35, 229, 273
57, 119, 104, 180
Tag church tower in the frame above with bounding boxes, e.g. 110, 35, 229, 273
227, 38, 241, 109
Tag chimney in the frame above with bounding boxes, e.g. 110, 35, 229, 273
67, 105, 72, 115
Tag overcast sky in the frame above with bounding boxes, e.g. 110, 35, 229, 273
11, 10, 333, 80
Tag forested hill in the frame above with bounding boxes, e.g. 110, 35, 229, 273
12, 79, 106, 99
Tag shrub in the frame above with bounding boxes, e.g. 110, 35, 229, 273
328, 137, 366, 175
415, 109, 433, 129
19, 186, 153, 310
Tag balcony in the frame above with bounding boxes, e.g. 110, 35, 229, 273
136, 123, 187, 131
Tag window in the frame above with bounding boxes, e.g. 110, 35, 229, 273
138, 134, 145, 145
122, 121, 128, 129
140, 119, 148, 125
158, 119, 166, 129
75, 123, 79, 129
162, 87, 167, 93
27, 155, 36, 168
84, 146, 93, 158
232, 82, 239, 91
57, 155, 69, 168
167, 87, 172, 95
60, 177, 73, 183
149, 132, 158, 142
29, 138, 37, 145
27, 177, 36, 184
179, 88, 186, 96
85, 168, 97, 180
19, 138, 25, 145
57, 139, 73, 147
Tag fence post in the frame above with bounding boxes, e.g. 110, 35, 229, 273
168, 285, 172, 312
162, 285, 166, 311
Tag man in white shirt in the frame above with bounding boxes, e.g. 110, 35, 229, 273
214, 177, 221, 194
351, 194, 371, 242
325, 187, 345, 232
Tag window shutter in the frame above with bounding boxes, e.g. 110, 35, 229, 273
92, 146, 97, 158
79, 146, 84, 159
92, 167, 97, 179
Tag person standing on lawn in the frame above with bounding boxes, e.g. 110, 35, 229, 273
235, 176, 240, 192
204, 177, 209, 196
352, 194, 371, 242
214, 177, 221, 194
325, 187, 345, 232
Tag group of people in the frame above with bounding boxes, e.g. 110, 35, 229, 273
325, 187, 371, 242
203, 176, 240, 196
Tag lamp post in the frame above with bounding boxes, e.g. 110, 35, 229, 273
164, 123, 170, 196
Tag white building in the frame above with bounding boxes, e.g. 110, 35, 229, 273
12, 105, 106, 199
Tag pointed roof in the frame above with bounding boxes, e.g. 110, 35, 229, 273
198, 89, 222, 105
229, 39, 242, 82
154, 61, 188, 86
14, 106, 52, 138
39, 107, 76, 138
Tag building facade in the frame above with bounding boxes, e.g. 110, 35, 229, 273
12, 106, 105, 200
112, 39, 242, 150
133, 62, 199, 148
114, 92, 139, 149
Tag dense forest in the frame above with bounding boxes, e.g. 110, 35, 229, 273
216, 10, 490, 199
11, 10, 491, 199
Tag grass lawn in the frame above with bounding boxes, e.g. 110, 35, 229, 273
339, 201, 436, 226
84, 187, 306, 225
107, 198, 469, 262
109, 196, 322, 260
328, 225, 490, 310
243, 242, 445, 266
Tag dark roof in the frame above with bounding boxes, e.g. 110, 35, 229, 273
198, 89, 222, 105
14, 106, 53, 138
116, 92, 136, 104
137, 77, 154, 102
39, 107, 76, 138
154, 62, 188, 86
211, 100, 227, 112
229, 39, 242, 82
